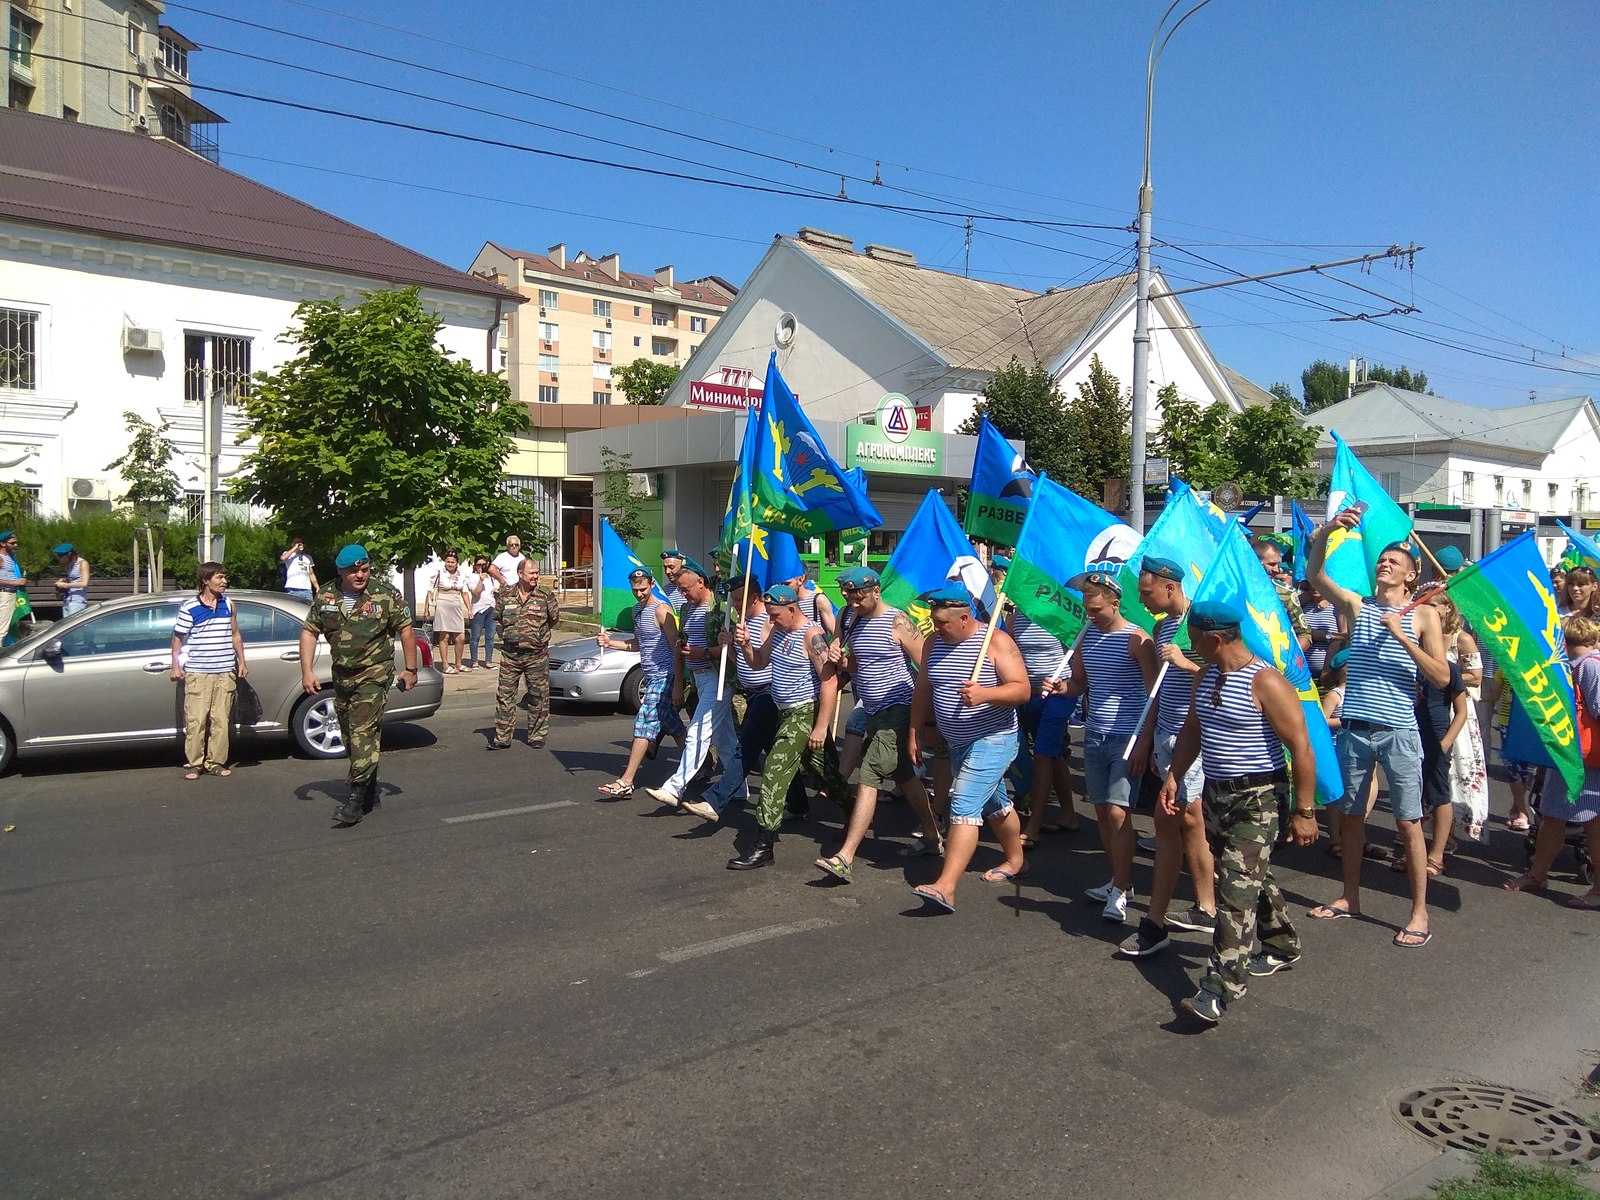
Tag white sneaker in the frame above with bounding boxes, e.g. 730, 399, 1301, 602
1101, 886, 1131, 924
681, 799, 718, 822
1085, 879, 1117, 902
647, 786, 681, 809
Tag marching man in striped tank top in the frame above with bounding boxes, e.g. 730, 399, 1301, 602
906, 583, 1032, 911
816, 566, 944, 882
1306, 516, 1451, 947
1162, 602, 1319, 1025
1050, 566, 1158, 924
595, 567, 684, 799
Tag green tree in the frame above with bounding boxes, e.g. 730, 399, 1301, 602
0, 480, 33, 528
1153, 394, 1323, 496
600, 446, 648, 544
957, 357, 1071, 484
614, 359, 679, 406
1301, 358, 1349, 412
232, 287, 548, 580
1063, 354, 1132, 499
107, 411, 182, 591
1269, 381, 1296, 404
1365, 362, 1430, 393
1152, 390, 1233, 486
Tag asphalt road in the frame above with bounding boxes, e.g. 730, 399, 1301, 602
3, 683, 1597, 1199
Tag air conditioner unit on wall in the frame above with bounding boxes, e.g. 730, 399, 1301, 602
626, 472, 657, 499
121, 324, 163, 353
69, 477, 111, 502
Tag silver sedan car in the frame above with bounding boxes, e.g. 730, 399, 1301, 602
0, 589, 444, 772
548, 635, 643, 712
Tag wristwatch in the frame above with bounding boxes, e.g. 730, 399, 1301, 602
1293, 807, 1317, 819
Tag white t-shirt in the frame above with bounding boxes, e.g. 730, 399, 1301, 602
492, 551, 525, 587
467, 570, 496, 615
283, 552, 314, 591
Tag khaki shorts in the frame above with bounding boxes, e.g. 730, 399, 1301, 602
860, 704, 916, 789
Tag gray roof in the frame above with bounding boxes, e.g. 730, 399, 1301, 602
0, 108, 515, 302
786, 235, 1133, 373
1221, 366, 1278, 409
1308, 383, 1596, 455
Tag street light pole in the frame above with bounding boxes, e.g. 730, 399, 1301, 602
1130, 0, 1216, 533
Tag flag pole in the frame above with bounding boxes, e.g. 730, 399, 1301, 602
1121, 661, 1170, 761
716, 534, 760, 702
1408, 529, 1448, 579
968, 583, 1008, 684
1046, 625, 1089, 683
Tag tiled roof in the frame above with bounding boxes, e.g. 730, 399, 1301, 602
786, 234, 1133, 373
0, 108, 514, 301
1309, 383, 1596, 454
498, 246, 735, 307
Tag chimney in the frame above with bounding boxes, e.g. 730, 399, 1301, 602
548, 242, 566, 270
598, 253, 621, 281
654, 265, 674, 288
797, 227, 854, 253
864, 244, 917, 267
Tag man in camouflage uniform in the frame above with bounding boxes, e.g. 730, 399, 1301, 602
299, 544, 418, 826
491, 557, 560, 749
1157, 601, 1319, 1025
1253, 536, 1312, 654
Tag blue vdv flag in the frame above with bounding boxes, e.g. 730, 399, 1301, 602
600, 518, 670, 632
726, 527, 807, 591
1169, 476, 1230, 541
1557, 520, 1600, 570
964, 415, 1037, 546
751, 352, 882, 536
1189, 521, 1344, 806
1291, 501, 1317, 583
879, 490, 981, 625
1323, 431, 1413, 596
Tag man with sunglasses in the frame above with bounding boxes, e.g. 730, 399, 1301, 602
300, 544, 418, 826
1160, 601, 1318, 1025
815, 566, 944, 881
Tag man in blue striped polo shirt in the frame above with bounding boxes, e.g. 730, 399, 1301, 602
170, 562, 247, 779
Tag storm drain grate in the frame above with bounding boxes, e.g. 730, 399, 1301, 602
1392, 1084, 1600, 1165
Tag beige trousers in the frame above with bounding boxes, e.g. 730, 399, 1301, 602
183, 671, 236, 772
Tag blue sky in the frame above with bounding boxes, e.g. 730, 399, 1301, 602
171, 0, 1599, 407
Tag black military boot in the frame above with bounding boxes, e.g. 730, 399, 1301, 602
361, 778, 381, 814
334, 789, 364, 825
727, 833, 775, 871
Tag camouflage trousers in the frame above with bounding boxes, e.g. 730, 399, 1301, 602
1200, 777, 1302, 1003
496, 651, 549, 743
334, 674, 390, 787
757, 702, 850, 834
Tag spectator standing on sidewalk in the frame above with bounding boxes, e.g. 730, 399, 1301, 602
489, 535, 525, 589
428, 548, 472, 674
0, 529, 24, 644
465, 554, 496, 670
489, 558, 559, 750
53, 543, 89, 616
300, 545, 418, 826
170, 561, 248, 780
280, 537, 318, 600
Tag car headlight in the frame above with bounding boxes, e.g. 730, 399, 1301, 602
566, 656, 601, 673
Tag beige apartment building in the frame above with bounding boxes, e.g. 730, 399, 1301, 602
467, 240, 735, 581
6, 0, 223, 160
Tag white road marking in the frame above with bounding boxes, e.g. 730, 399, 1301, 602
441, 800, 578, 825
626, 969, 658, 979
657, 918, 835, 964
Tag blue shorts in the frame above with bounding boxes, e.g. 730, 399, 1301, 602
1153, 729, 1204, 807
1083, 728, 1135, 808
845, 703, 867, 737
633, 673, 685, 743
1022, 692, 1075, 758
947, 728, 1019, 826
1335, 723, 1424, 822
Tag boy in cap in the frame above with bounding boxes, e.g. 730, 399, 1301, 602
299, 544, 419, 825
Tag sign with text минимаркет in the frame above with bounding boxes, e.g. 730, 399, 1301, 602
844, 393, 943, 477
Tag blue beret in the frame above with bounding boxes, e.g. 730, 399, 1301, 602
838, 566, 880, 589
334, 544, 369, 569
52, 542, 74, 555
1436, 546, 1465, 572
0, 530, 14, 541
922, 582, 974, 607
991, 555, 1012, 570
1381, 538, 1421, 562
762, 584, 800, 604
676, 555, 710, 582
660, 548, 684, 561
1187, 601, 1243, 631
627, 567, 654, 583
1140, 555, 1183, 583
1328, 646, 1351, 671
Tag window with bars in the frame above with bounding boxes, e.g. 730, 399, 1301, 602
1, 307, 39, 390
503, 475, 539, 501
184, 333, 253, 405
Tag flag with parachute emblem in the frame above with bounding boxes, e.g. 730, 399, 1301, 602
749, 352, 881, 536
964, 415, 1036, 546
1008, 473, 1138, 645
1188, 521, 1343, 805
1323, 431, 1412, 596
599, 518, 670, 632
879, 491, 982, 630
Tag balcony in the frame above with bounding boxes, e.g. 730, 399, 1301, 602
150, 85, 226, 164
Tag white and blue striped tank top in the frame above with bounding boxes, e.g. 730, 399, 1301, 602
770, 621, 820, 708
1343, 602, 1419, 730
1082, 625, 1146, 737
1195, 659, 1285, 778
681, 601, 712, 670
737, 612, 772, 690
1009, 609, 1065, 686
1153, 614, 1194, 736
633, 601, 676, 676
926, 630, 1018, 748
847, 609, 914, 712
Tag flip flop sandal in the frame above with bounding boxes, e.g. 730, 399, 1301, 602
815, 854, 852, 883
1564, 893, 1600, 910
1307, 904, 1354, 920
215, 768, 233, 778
596, 780, 635, 798
183, 770, 202, 781
1502, 875, 1548, 892
1392, 928, 1433, 948
897, 838, 943, 859
912, 885, 955, 913
981, 866, 1029, 883
1506, 815, 1531, 831
1020, 834, 1041, 850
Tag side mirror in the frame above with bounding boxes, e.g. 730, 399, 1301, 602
40, 639, 63, 661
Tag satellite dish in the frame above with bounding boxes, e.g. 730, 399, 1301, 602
1213, 481, 1245, 511
774, 312, 797, 349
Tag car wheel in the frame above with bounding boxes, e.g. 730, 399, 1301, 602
0, 717, 15, 775
291, 694, 347, 759
619, 666, 643, 715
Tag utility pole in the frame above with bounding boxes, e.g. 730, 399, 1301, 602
963, 216, 973, 278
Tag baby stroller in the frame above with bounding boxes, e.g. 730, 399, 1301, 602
1522, 768, 1595, 885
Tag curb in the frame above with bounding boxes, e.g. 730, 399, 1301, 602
1362, 1149, 1477, 1200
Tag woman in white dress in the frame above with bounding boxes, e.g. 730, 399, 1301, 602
429, 548, 472, 674
1429, 588, 1489, 857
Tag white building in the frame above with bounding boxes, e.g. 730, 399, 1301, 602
0, 109, 518, 516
